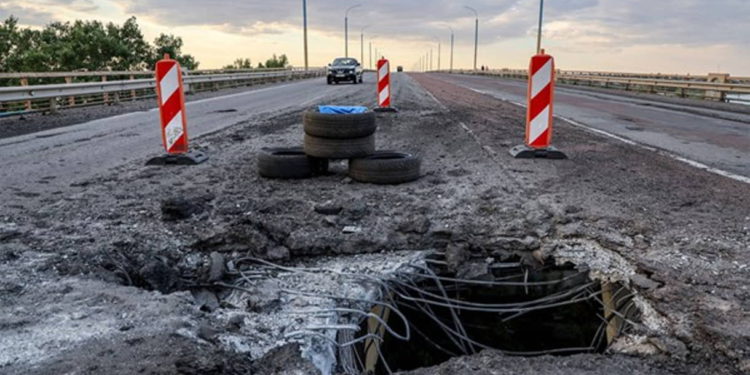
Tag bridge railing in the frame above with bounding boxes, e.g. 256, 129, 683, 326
0, 67, 326, 115
442, 69, 750, 103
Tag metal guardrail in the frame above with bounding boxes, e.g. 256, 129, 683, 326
0, 67, 301, 79
0, 68, 326, 115
445, 69, 750, 103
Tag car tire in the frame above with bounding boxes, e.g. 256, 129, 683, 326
303, 110, 376, 139
327, 77, 332, 85
304, 134, 375, 159
349, 151, 421, 185
258, 147, 328, 179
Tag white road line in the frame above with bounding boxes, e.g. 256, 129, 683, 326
500, 97, 750, 185
426, 89, 448, 110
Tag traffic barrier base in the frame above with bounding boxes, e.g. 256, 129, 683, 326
146, 150, 209, 166
373, 107, 398, 113
509, 144, 566, 159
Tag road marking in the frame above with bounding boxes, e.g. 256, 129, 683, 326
467, 86, 750, 184
458, 81, 750, 184
426, 90, 447, 110
558, 115, 750, 184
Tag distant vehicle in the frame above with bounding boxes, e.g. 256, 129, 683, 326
397, 66, 403, 72
327, 57, 363, 84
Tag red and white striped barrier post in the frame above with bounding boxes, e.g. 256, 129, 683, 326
147, 54, 207, 165
374, 58, 397, 112
510, 49, 566, 159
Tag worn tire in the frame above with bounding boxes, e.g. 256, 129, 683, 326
258, 147, 328, 179
304, 134, 375, 159
349, 151, 421, 184
303, 110, 376, 139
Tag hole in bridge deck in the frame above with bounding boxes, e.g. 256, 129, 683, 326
343, 255, 641, 374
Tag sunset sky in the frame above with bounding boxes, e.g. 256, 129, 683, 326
3, 0, 749, 75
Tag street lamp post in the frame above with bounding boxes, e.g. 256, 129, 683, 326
537, 0, 544, 53
360, 26, 369, 65
369, 35, 377, 69
429, 48, 433, 71
302, 0, 308, 70
345, 4, 362, 57
449, 26, 454, 73
432, 36, 441, 71
465, 5, 479, 70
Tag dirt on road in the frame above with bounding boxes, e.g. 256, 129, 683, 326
0, 73, 748, 374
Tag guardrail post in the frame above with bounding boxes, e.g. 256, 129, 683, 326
65, 77, 76, 107
129, 75, 136, 101
705, 73, 729, 102
113, 91, 121, 105
49, 97, 58, 114
102, 76, 109, 104
20, 78, 31, 111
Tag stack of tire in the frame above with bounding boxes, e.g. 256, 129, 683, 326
257, 109, 420, 184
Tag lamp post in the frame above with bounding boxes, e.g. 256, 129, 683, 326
448, 26, 454, 73
536, 0, 544, 53
465, 5, 478, 70
369, 35, 377, 69
302, 0, 308, 70
345, 4, 362, 57
360, 25, 369, 64
433, 36, 441, 71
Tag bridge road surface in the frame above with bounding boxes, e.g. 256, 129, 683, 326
0, 74, 378, 202
432, 73, 750, 179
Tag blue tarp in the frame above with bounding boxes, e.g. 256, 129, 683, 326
318, 105, 368, 114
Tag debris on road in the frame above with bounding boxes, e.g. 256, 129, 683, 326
0, 72, 747, 375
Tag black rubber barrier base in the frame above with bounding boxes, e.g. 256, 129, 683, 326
373, 107, 399, 113
146, 151, 209, 166
510, 145, 567, 159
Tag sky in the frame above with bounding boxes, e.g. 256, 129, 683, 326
2, 0, 749, 75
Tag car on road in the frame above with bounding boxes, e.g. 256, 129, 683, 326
397, 66, 403, 72
327, 57, 363, 84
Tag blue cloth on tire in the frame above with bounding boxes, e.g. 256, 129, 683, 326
318, 105, 368, 114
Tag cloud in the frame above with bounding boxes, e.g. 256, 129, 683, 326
114, 0, 748, 49
2, 0, 748, 71
0, 3, 56, 26
546, 0, 750, 47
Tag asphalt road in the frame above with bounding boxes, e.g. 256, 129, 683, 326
433, 73, 750, 178
2, 71, 747, 205
0, 74, 380, 198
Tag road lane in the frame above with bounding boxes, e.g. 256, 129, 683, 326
432, 73, 750, 178
0, 74, 378, 196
